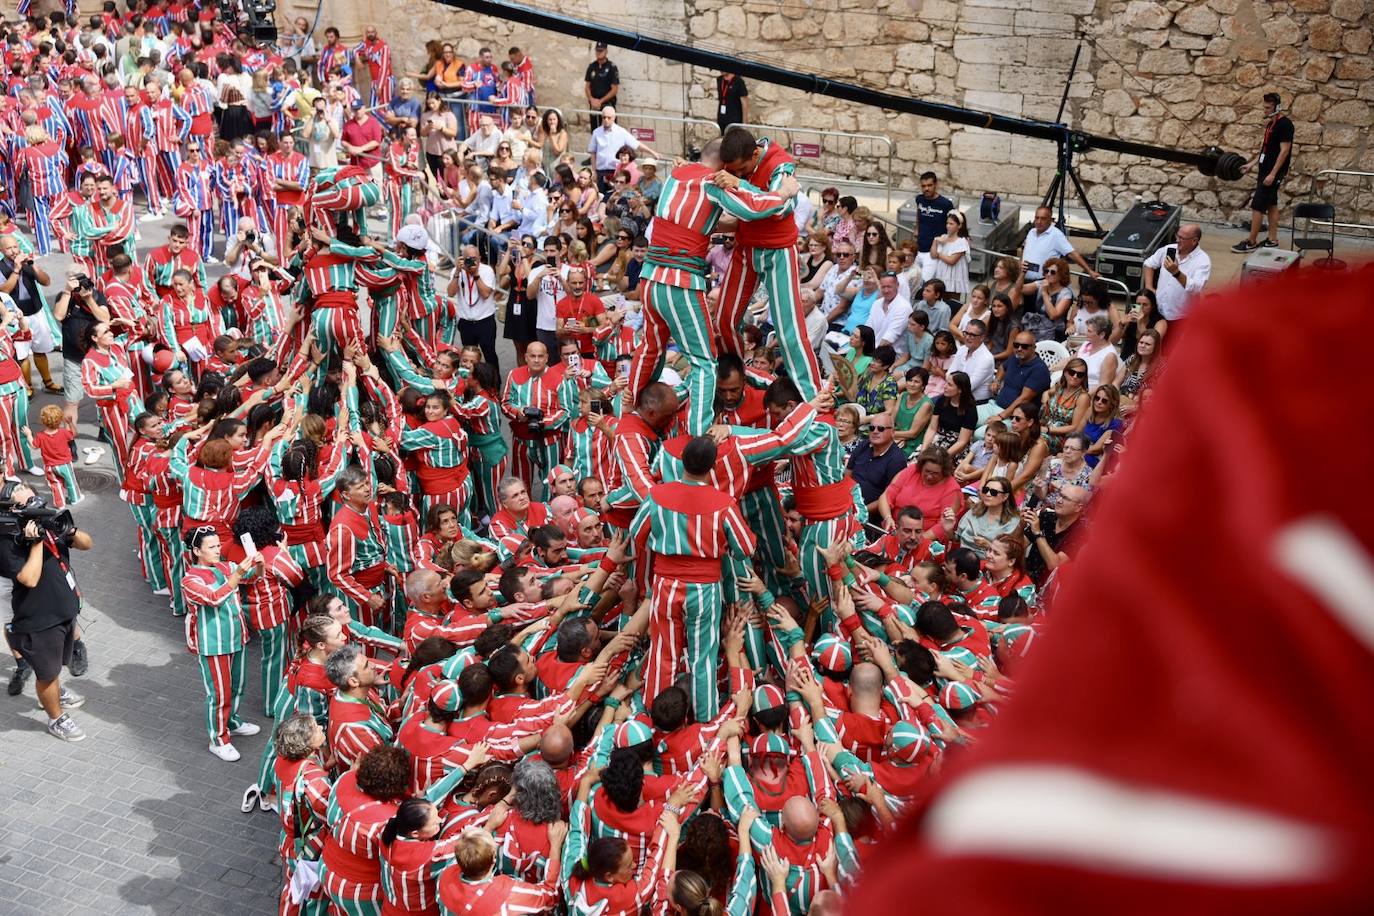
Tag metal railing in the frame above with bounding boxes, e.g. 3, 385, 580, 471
1306, 170, 1374, 238
432, 98, 897, 208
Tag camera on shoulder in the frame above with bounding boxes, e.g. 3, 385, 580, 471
0, 497, 76, 546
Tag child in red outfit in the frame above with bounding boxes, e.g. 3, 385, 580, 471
27, 405, 82, 509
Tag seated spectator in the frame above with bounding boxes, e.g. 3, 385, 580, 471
636, 159, 662, 203
1022, 483, 1089, 583
849, 410, 908, 517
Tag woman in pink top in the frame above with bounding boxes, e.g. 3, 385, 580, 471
877, 445, 963, 541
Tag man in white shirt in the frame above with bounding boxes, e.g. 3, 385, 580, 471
947, 318, 996, 403
446, 244, 500, 368
587, 106, 660, 191
864, 273, 912, 348
1020, 206, 1098, 281
513, 172, 548, 240
528, 239, 571, 355
460, 115, 502, 164
1143, 223, 1210, 322
472, 169, 516, 261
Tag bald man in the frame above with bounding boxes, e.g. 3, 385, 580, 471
549, 495, 580, 541
1143, 221, 1210, 322
501, 342, 566, 495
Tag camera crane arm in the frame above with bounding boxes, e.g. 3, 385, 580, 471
429, 0, 1246, 182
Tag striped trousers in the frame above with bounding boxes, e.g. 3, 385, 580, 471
137, 152, 162, 213
43, 462, 80, 509
309, 304, 367, 365
26, 196, 56, 255
717, 244, 821, 401
198, 650, 247, 746
510, 437, 561, 499
629, 281, 717, 435
384, 180, 413, 238
155, 522, 186, 612
0, 385, 34, 475
645, 575, 725, 722
471, 455, 507, 521
256, 621, 290, 718
154, 150, 181, 202
127, 497, 167, 591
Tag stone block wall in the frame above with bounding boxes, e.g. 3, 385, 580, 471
285, 0, 1373, 224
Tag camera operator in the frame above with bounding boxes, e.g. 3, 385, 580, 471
224, 215, 278, 281
1021, 483, 1089, 585
0, 480, 93, 742
446, 243, 499, 368
0, 234, 60, 394
51, 270, 111, 444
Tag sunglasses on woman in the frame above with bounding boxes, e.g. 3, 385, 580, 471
1064, 369, 1085, 378
982, 487, 1005, 496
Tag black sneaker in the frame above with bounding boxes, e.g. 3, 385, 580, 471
70, 638, 88, 677
1259, 238, 1279, 248
1231, 240, 1259, 253
7, 659, 31, 696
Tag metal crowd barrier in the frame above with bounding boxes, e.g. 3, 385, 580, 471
1307, 169, 1374, 238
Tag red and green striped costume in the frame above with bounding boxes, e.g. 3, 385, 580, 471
325, 503, 389, 629
629, 480, 757, 720
183, 560, 257, 747
500, 366, 566, 497
717, 140, 821, 401
628, 161, 793, 434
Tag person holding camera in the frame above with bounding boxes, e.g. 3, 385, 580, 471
0, 233, 62, 395
446, 243, 499, 368
1021, 483, 1089, 585
52, 270, 112, 450
224, 215, 278, 281
0, 480, 92, 742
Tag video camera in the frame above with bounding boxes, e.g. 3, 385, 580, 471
0, 497, 76, 545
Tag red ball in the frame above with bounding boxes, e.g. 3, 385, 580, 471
152, 349, 175, 374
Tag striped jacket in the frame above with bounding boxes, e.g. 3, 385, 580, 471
182, 561, 254, 655
645, 163, 792, 290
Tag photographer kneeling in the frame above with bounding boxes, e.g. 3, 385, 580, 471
0, 480, 92, 742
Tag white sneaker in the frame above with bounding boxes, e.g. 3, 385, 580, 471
152, 587, 171, 596
26, 466, 43, 476
48, 713, 86, 742
82, 446, 104, 465
240, 783, 261, 813
140, 212, 163, 223
208, 742, 241, 762
58, 686, 85, 708
204, 256, 220, 265
229, 721, 260, 737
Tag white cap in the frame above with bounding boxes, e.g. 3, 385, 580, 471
395, 224, 430, 250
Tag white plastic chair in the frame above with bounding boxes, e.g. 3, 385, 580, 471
1036, 339, 1070, 367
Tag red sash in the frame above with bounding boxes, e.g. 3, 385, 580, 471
792, 476, 856, 522
414, 462, 469, 495
282, 520, 326, 545
653, 553, 723, 583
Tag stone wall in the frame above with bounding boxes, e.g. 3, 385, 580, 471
289, 0, 1374, 223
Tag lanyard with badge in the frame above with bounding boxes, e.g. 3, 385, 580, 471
44, 532, 82, 608
720, 75, 734, 117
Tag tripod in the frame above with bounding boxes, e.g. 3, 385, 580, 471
1041, 39, 1107, 239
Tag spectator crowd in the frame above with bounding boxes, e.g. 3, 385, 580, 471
0, 6, 1211, 916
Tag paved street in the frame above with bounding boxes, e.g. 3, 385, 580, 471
0, 216, 514, 916
0, 390, 284, 915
